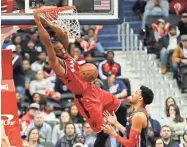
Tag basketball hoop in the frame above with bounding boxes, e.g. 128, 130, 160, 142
39, 6, 81, 43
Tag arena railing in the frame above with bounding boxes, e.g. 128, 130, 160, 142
118, 21, 145, 52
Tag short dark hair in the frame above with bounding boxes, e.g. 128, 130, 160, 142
169, 25, 176, 31
23, 59, 31, 64
84, 51, 93, 57
161, 125, 171, 130
64, 122, 75, 134
140, 86, 154, 105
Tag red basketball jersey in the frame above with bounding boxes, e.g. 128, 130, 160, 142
57, 54, 87, 94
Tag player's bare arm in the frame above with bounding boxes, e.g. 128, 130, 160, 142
40, 17, 69, 49
34, 9, 66, 76
102, 112, 147, 147
103, 111, 126, 134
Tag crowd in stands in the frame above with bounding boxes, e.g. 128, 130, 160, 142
133, 0, 187, 92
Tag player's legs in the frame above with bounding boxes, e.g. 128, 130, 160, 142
74, 96, 104, 133
94, 131, 109, 147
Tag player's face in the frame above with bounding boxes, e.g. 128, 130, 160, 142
53, 42, 67, 58
131, 89, 142, 104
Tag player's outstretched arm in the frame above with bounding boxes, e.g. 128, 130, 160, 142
34, 10, 66, 76
40, 17, 69, 50
103, 111, 126, 134
102, 112, 147, 147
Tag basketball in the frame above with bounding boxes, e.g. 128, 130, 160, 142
79, 63, 98, 82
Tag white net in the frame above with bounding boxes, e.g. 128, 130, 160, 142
40, 6, 80, 42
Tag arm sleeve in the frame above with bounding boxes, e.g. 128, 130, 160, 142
29, 81, 36, 96
52, 125, 58, 145
55, 139, 62, 147
46, 126, 52, 142
115, 129, 140, 147
117, 65, 121, 76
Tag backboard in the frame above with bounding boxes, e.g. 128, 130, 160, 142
1, 0, 124, 25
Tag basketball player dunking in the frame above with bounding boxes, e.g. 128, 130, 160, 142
34, 9, 127, 146
102, 86, 154, 147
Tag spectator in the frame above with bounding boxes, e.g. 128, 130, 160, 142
26, 111, 52, 143
23, 59, 36, 92
23, 40, 39, 64
24, 28, 45, 52
82, 51, 96, 66
178, 13, 187, 35
27, 128, 44, 147
29, 70, 53, 96
73, 143, 85, 147
141, 0, 169, 32
148, 111, 162, 146
83, 122, 96, 147
43, 61, 56, 87
160, 125, 179, 147
7, 44, 26, 103
159, 25, 181, 74
55, 123, 76, 147
99, 50, 121, 80
93, 79, 104, 89
32, 93, 42, 104
154, 137, 165, 147
164, 104, 187, 143
165, 97, 177, 117
152, 19, 170, 41
179, 130, 187, 147
31, 51, 47, 72
52, 111, 72, 145
70, 45, 84, 64
12, 34, 22, 45
22, 140, 29, 147
55, 77, 71, 94
74, 133, 88, 147
41, 103, 56, 122
169, 0, 187, 15
16, 92, 25, 117
87, 28, 105, 53
70, 104, 84, 124
103, 74, 128, 98
21, 103, 40, 131
132, 0, 146, 15
172, 35, 187, 78
16, 44, 22, 56
2, 36, 13, 49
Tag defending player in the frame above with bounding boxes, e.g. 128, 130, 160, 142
102, 86, 154, 147
34, 9, 127, 147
